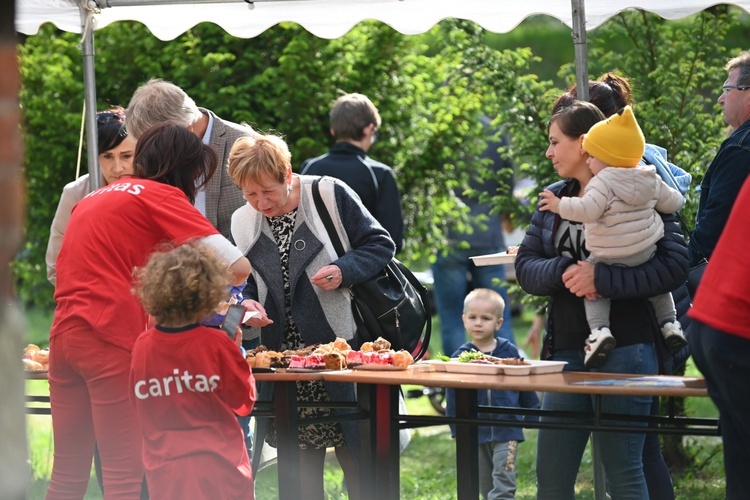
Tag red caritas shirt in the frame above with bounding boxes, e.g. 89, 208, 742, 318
130, 324, 256, 499
51, 178, 219, 351
689, 177, 750, 340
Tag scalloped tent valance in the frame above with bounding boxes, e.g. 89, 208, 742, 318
16, 0, 750, 41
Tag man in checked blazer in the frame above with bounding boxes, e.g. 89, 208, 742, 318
126, 78, 258, 239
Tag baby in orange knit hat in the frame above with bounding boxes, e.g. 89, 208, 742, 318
539, 105, 688, 368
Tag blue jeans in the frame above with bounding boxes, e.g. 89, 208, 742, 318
689, 320, 750, 499
432, 248, 515, 357
536, 344, 657, 500
478, 440, 517, 500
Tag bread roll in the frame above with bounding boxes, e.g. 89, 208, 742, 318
246, 354, 257, 368
392, 350, 413, 368
33, 349, 49, 364
323, 352, 345, 370
254, 352, 271, 369
333, 338, 351, 351
23, 359, 44, 371
373, 337, 391, 351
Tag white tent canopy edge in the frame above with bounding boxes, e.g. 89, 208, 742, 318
17, 0, 750, 40
14, 0, 750, 189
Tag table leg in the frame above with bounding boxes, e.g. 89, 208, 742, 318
455, 388, 479, 499
274, 381, 302, 499
357, 383, 400, 500
592, 395, 608, 500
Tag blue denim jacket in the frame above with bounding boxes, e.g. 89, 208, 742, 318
446, 339, 540, 444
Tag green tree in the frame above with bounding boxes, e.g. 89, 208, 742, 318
14, 10, 746, 322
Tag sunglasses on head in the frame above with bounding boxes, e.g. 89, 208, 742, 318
96, 111, 125, 124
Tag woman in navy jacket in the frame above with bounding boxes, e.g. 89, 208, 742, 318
515, 102, 688, 499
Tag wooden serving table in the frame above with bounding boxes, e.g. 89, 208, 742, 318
323, 367, 715, 500
28, 367, 716, 500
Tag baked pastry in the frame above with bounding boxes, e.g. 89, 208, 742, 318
24, 344, 41, 354
391, 350, 414, 368
23, 359, 44, 371
323, 352, 345, 370
333, 338, 351, 351
33, 348, 49, 365
372, 337, 391, 352
254, 351, 272, 369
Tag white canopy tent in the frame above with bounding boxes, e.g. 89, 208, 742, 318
14, 0, 750, 186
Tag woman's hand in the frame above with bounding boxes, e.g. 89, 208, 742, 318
538, 189, 561, 213
310, 265, 343, 291
240, 299, 273, 327
562, 260, 597, 297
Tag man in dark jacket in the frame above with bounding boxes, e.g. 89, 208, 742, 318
688, 50, 750, 271
300, 93, 404, 253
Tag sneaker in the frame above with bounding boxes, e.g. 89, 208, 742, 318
584, 327, 617, 368
661, 321, 688, 350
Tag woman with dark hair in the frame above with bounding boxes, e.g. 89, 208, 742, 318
46, 107, 136, 285
549, 72, 692, 500
515, 101, 689, 499
46, 124, 251, 499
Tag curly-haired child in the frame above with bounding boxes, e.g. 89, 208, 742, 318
130, 244, 256, 499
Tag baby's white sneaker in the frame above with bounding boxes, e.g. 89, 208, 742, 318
584, 327, 617, 369
661, 321, 688, 350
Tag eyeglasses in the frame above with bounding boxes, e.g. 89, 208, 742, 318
96, 111, 125, 124
721, 84, 750, 95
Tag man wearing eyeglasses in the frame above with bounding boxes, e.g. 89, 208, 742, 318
300, 93, 404, 253
126, 78, 258, 241
687, 49, 750, 289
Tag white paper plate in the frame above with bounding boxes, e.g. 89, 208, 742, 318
469, 252, 516, 266
521, 360, 568, 375
442, 360, 567, 376
443, 362, 504, 375
417, 359, 448, 372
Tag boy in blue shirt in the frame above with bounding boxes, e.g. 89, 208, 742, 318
446, 288, 540, 499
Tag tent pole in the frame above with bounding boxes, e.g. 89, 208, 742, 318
80, 4, 100, 190
571, 0, 589, 101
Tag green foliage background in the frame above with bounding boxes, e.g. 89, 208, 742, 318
14, 8, 750, 310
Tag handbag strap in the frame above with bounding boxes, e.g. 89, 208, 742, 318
312, 178, 345, 259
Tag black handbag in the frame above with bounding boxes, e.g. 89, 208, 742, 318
312, 178, 431, 360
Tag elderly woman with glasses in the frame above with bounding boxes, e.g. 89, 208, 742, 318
45, 107, 136, 285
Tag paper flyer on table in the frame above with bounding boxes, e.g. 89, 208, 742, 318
572, 376, 701, 388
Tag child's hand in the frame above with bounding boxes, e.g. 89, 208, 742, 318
538, 189, 561, 213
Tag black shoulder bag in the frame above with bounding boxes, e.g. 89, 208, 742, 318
311, 178, 431, 360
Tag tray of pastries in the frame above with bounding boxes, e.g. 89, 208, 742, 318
23, 344, 49, 373
245, 337, 414, 372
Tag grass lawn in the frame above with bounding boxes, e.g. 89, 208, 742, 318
23, 307, 725, 498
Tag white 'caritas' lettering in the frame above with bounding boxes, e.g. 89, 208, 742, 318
84, 182, 146, 198
134, 368, 220, 400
